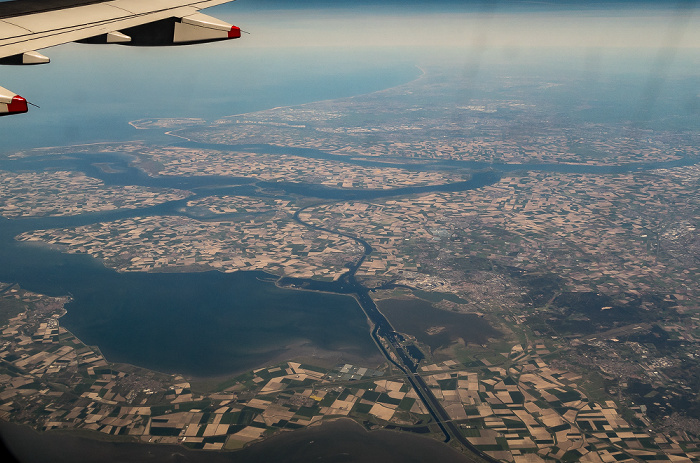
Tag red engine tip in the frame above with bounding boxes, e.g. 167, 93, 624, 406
8, 95, 28, 114
228, 26, 241, 39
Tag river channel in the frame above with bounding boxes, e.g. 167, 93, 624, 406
0, 143, 695, 377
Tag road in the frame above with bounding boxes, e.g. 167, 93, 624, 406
292, 205, 496, 463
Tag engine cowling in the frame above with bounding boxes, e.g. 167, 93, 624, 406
0, 86, 28, 116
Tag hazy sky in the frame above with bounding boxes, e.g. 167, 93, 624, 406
212, 0, 700, 50
2, 1, 699, 58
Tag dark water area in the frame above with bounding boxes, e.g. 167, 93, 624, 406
0, 418, 472, 463
377, 298, 500, 351
0, 247, 376, 377
60, 271, 377, 377
0, 218, 376, 377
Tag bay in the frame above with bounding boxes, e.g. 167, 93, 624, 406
0, 229, 378, 377
59, 270, 378, 377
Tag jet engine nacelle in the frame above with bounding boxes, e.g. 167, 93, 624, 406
0, 86, 28, 116
119, 13, 241, 46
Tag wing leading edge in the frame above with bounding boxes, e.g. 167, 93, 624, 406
0, 0, 240, 116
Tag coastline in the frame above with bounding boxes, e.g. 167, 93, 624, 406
160, 64, 425, 142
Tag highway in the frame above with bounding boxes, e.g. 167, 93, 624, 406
292, 206, 495, 463
355, 286, 497, 463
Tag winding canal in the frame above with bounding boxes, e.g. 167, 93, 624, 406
288, 202, 497, 462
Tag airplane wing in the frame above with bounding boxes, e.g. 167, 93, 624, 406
0, 0, 241, 116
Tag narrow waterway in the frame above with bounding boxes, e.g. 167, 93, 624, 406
0, 145, 697, 374
287, 198, 498, 460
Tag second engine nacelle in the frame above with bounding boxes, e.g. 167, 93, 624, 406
119, 13, 241, 46
0, 86, 28, 116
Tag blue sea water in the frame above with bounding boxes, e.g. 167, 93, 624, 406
1, 44, 419, 153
